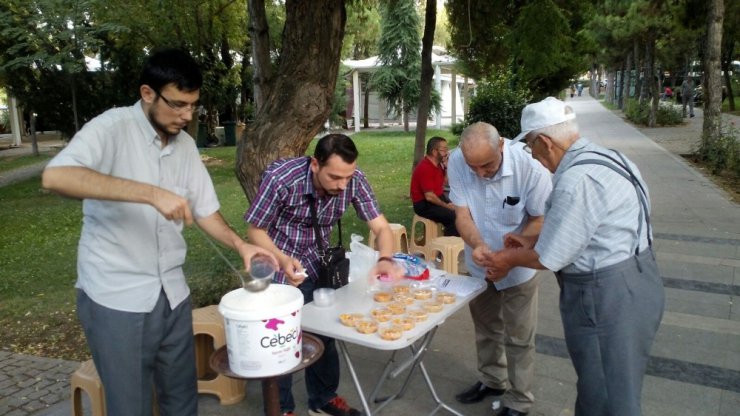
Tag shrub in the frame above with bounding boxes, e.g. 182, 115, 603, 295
0, 109, 9, 133
695, 122, 740, 177
460, 70, 532, 139
624, 98, 683, 126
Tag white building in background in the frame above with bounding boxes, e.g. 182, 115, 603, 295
342, 46, 476, 131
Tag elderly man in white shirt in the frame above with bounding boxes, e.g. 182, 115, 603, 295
488, 97, 665, 416
447, 122, 552, 416
42, 49, 274, 416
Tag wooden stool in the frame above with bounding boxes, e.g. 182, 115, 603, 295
70, 360, 159, 416
426, 236, 465, 274
368, 223, 408, 253
193, 305, 246, 405
409, 215, 443, 258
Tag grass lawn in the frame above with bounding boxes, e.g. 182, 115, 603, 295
0, 153, 54, 174
0, 128, 456, 361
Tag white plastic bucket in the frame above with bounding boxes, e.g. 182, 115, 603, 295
219, 285, 304, 378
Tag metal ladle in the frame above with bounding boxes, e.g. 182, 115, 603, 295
196, 226, 272, 292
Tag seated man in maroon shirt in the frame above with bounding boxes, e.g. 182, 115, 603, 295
410, 137, 459, 236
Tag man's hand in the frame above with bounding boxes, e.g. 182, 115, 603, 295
370, 258, 405, 282
152, 188, 193, 225
504, 233, 537, 250
485, 249, 517, 282
278, 256, 307, 287
471, 244, 493, 267
237, 243, 278, 273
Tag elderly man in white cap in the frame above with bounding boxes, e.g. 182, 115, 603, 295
447, 122, 552, 416
486, 97, 665, 416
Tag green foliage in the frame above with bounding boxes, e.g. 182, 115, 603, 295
372, 0, 440, 118
624, 99, 683, 126
695, 122, 740, 177
344, 1, 381, 59
460, 69, 532, 139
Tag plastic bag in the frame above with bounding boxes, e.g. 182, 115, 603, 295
349, 234, 377, 280
392, 253, 430, 281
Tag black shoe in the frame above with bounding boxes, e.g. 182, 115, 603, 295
492, 401, 528, 416
455, 381, 506, 404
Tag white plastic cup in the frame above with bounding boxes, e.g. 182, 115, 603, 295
313, 288, 336, 307
250, 256, 276, 281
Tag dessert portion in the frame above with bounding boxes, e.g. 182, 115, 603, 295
393, 293, 415, 305
379, 326, 403, 341
392, 285, 411, 294
386, 302, 407, 315
356, 320, 378, 334
392, 317, 416, 331
407, 309, 428, 322
423, 301, 443, 313
413, 288, 433, 300
373, 291, 393, 303
436, 291, 457, 304
370, 308, 392, 322
339, 313, 364, 327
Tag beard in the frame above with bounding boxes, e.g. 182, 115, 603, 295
148, 108, 182, 138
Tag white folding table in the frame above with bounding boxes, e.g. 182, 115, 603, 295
301, 270, 486, 416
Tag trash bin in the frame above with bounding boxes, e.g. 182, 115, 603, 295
222, 121, 236, 146
197, 123, 208, 148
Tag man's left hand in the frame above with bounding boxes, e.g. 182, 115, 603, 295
370, 258, 405, 282
484, 249, 516, 282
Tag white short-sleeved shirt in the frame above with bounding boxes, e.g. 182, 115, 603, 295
535, 138, 651, 273
47, 101, 219, 312
448, 140, 552, 290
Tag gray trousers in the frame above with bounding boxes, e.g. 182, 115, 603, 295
77, 289, 198, 416
469, 275, 539, 412
557, 249, 664, 416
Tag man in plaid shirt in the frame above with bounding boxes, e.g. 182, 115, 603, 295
245, 133, 401, 416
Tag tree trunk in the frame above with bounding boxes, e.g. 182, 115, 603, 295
30, 111, 39, 157
247, 0, 273, 111
71, 74, 80, 133
645, 33, 658, 128
363, 75, 370, 128
634, 40, 643, 102
721, 39, 735, 111
237, 0, 347, 201
702, 0, 725, 146
413, 0, 436, 170
624, 51, 633, 103
590, 62, 597, 98
617, 61, 624, 110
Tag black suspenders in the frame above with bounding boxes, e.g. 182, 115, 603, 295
568, 150, 652, 258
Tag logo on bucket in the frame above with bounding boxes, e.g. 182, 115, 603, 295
259, 310, 302, 360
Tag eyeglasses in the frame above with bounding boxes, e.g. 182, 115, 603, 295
523, 136, 539, 153
156, 92, 200, 114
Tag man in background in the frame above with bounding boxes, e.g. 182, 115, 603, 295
410, 136, 459, 236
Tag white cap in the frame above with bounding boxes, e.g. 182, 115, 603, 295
513, 97, 576, 142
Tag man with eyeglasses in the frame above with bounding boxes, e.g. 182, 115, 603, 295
447, 122, 551, 416
486, 97, 665, 415
42, 48, 275, 416
410, 136, 459, 236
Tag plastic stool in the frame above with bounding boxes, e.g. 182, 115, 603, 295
70, 360, 159, 416
426, 236, 465, 274
193, 305, 246, 405
409, 215, 443, 258
368, 223, 408, 253
71, 360, 106, 416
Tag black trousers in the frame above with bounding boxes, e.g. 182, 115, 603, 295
413, 200, 459, 237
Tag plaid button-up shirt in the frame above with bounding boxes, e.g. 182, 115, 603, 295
244, 157, 382, 284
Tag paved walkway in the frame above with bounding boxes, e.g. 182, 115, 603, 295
2, 95, 739, 415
